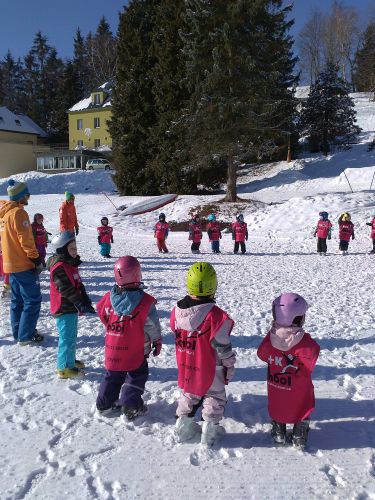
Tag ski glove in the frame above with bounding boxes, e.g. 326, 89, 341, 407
30, 257, 44, 274
222, 353, 236, 384
352, 234, 355, 240
328, 234, 331, 240
97, 236, 101, 244
111, 236, 114, 243
75, 226, 79, 236
75, 302, 96, 314
152, 339, 162, 357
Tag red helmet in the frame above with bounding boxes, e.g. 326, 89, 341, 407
272, 293, 308, 327
114, 256, 142, 287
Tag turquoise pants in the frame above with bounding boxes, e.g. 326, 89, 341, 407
56, 313, 78, 369
100, 243, 111, 256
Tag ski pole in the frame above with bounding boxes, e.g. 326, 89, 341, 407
370, 170, 375, 190
343, 170, 354, 193
102, 192, 118, 210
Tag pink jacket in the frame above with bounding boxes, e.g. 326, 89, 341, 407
257, 329, 320, 423
170, 301, 234, 396
338, 221, 354, 241
154, 221, 169, 240
188, 223, 202, 243
97, 225, 113, 244
315, 220, 332, 239
232, 221, 248, 242
206, 221, 221, 241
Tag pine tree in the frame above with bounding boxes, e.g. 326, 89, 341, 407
300, 63, 360, 155
21, 32, 65, 134
0, 51, 24, 112
73, 28, 91, 98
147, 0, 194, 193
110, 0, 160, 195
353, 22, 375, 94
180, 0, 298, 200
86, 17, 117, 86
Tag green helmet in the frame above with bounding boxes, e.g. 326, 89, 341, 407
186, 262, 217, 297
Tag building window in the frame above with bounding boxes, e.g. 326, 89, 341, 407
77, 119, 83, 130
93, 94, 101, 105
94, 117, 100, 129
94, 139, 100, 149
77, 140, 84, 148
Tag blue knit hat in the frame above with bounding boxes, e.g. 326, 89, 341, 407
7, 179, 30, 201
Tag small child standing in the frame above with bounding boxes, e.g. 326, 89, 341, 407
32, 213, 49, 266
154, 212, 169, 253
188, 214, 202, 254
257, 293, 320, 450
97, 217, 114, 258
366, 211, 375, 254
96, 256, 162, 419
170, 262, 236, 447
338, 212, 354, 255
0, 235, 10, 298
232, 214, 248, 254
206, 214, 222, 253
48, 232, 96, 379
314, 211, 332, 255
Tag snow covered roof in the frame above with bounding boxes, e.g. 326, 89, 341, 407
0, 106, 47, 136
69, 82, 112, 112
295, 86, 310, 99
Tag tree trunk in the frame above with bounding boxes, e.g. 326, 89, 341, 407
224, 155, 237, 202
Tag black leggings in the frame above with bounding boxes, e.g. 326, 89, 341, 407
317, 238, 327, 253
234, 241, 246, 253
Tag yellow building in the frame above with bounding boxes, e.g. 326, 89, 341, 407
68, 82, 112, 151
0, 107, 47, 177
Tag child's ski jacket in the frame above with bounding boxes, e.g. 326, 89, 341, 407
97, 287, 161, 372
59, 201, 78, 233
188, 222, 202, 243
97, 225, 113, 244
206, 221, 221, 241
338, 221, 354, 241
314, 220, 332, 239
48, 255, 87, 316
32, 222, 48, 248
232, 221, 248, 242
366, 218, 375, 238
170, 296, 235, 396
257, 329, 320, 423
154, 221, 169, 240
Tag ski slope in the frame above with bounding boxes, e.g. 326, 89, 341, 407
0, 93, 374, 500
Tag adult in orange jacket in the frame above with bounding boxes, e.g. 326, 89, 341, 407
0, 180, 43, 345
59, 192, 79, 235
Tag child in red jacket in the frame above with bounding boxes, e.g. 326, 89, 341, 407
314, 211, 332, 255
97, 217, 114, 258
206, 214, 222, 253
32, 213, 50, 266
366, 212, 375, 254
257, 293, 320, 450
154, 212, 169, 253
232, 214, 248, 254
188, 214, 202, 254
338, 212, 354, 255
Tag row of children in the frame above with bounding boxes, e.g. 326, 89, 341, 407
44, 229, 319, 449
152, 212, 249, 255
314, 211, 375, 255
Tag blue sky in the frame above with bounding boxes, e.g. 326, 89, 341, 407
0, 0, 374, 60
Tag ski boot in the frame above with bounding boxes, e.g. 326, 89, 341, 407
1, 284, 11, 299
271, 420, 287, 445
97, 403, 122, 416
291, 420, 310, 450
122, 403, 147, 421
200, 421, 225, 447
75, 359, 85, 369
56, 367, 82, 379
175, 416, 201, 442
18, 331, 44, 346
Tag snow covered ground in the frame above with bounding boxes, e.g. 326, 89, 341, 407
0, 94, 375, 500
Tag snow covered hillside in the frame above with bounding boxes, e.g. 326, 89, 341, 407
0, 93, 374, 500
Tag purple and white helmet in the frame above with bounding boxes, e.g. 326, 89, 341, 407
272, 293, 308, 327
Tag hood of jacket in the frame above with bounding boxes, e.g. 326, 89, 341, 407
0, 200, 22, 219
174, 296, 215, 332
110, 285, 145, 316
